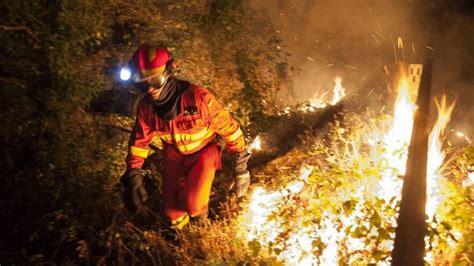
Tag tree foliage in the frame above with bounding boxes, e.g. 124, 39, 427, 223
0, 0, 288, 264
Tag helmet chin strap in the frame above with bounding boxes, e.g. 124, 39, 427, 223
160, 72, 171, 88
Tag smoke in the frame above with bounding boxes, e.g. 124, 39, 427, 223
252, 0, 473, 136
429, 5, 474, 138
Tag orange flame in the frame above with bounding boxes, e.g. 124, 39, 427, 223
301, 77, 346, 112
238, 73, 460, 264
331, 77, 346, 105
383, 77, 417, 175
426, 95, 455, 218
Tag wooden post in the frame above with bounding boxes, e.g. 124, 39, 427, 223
392, 49, 433, 265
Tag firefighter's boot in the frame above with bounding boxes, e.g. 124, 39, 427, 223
170, 213, 190, 230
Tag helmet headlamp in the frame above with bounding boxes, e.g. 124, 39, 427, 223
120, 67, 131, 81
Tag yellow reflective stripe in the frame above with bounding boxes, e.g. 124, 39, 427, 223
160, 134, 173, 143
148, 46, 156, 61
175, 130, 215, 153
177, 140, 204, 153
160, 128, 214, 143
225, 128, 243, 142
160, 131, 215, 153
207, 99, 214, 107
170, 214, 190, 230
130, 146, 149, 158
174, 127, 212, 142
140, 65, 165, 80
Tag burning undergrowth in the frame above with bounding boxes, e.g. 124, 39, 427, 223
238, 118, 471, 264
234, 76, 473, 264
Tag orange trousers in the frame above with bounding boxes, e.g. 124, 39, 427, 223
161, 143, 221, 221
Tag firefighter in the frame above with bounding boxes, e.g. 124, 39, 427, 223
120, 44, 251, 230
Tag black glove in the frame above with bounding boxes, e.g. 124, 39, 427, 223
120, 168, 148, 214
229, 149, 252, 197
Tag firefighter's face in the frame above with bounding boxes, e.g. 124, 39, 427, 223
146, 74, 167, 100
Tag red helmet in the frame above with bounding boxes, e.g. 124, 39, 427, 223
129, 44, 172, 83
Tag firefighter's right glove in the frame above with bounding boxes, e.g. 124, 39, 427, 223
120, 168, 148, 214
229, 149, 252, 197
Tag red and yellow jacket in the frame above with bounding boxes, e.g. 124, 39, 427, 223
126, 84, 246, 169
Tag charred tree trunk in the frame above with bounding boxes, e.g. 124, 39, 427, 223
392, 49, 433, 265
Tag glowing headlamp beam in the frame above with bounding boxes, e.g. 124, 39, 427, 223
120, 67, 131, 81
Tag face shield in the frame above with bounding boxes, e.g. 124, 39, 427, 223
148, 73, 168, 88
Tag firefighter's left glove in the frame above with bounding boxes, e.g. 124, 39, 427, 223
120, 168, 148, 215
229, 172, 251, 198
229, 149, 252, 197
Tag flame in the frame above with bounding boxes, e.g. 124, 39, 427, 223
331, 77, 346, 105
240, 77, 405, 264
465, 172, 474, 187
239, 167, 315, 264
299, 77, 346, 112
305, 97, 327, 111
249, 135, 262, 152
383, 77, 417, 175
426, 96, 455, 218
238, 72, 460, 264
